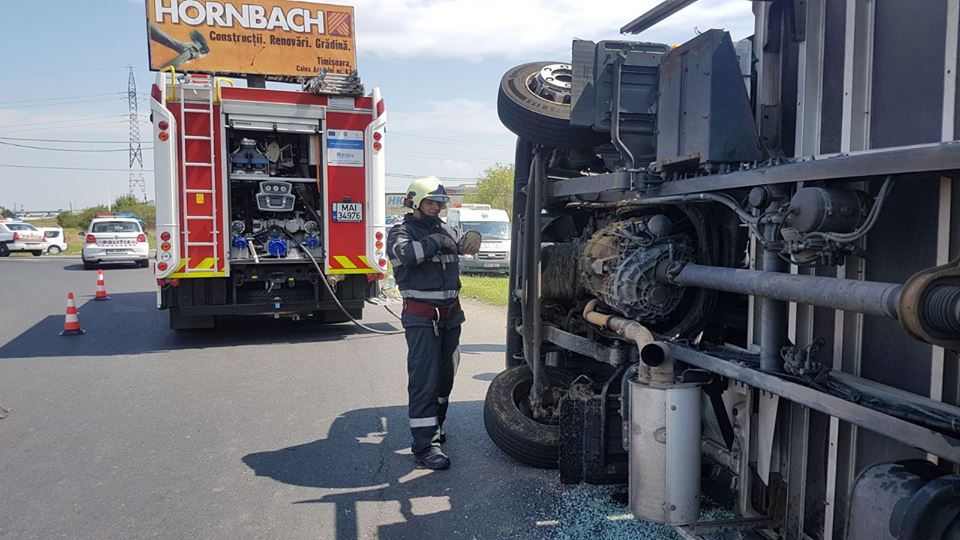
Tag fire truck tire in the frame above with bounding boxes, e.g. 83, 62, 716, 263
169, 308, 216, 330
0, 242, 10, 257
498, 62, 608, 149
483, 365, 575, 469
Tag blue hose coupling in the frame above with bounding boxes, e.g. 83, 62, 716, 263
267, 237, 288, 258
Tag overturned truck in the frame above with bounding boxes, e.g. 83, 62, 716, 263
483, 1, 960, 538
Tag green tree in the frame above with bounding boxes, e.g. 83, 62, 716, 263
73, 205, 109, 230
56, 211, 84, 229
54, 195, 156, 232
112, 194, 156, 230
0, 207, 14, 218
462, 164, 515, 216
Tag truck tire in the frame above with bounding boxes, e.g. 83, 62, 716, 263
498, 62, 608, 149
0, 242, 9, 257
483, 365, 575, 469
31, 250, 42, 257
169, 308, 216, 330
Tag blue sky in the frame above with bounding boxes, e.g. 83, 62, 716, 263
0, 0, 753, 210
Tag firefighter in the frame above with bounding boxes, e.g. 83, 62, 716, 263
387, 176, 481, 470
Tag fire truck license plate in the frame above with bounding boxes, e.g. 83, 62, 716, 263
333, 203, 363, 222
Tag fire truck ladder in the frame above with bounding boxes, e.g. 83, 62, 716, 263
177, 75, 219, 275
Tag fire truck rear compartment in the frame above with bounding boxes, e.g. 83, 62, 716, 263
161, 125, 375, 326
225, 128, 325, 264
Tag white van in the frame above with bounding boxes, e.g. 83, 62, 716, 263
446, 204, 510, 274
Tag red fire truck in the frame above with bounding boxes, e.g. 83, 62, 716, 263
149, 71, 387, 329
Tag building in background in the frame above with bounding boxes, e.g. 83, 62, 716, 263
385, 182, 477, 222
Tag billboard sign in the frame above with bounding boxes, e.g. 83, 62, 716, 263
386, 192, 407, 218
146, 0, 357, 78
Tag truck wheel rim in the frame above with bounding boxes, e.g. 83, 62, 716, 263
526, 64, 573, 105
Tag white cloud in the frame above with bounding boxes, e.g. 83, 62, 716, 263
384, 98, 514, 184
350, 0, 755, 60
388, 98, 511, 137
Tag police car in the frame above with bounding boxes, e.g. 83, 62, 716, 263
81, 214, 150, 270
0, 219, 47, 256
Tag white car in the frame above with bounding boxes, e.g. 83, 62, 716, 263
446, 205, 511, 274
39, 227, 68, 254
0, 220, 47, 257
81, 216, 150, 269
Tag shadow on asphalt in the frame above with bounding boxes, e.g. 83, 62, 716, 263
243, 401, 540, 540
0, 291, 400, 359
62, 263, 143, 272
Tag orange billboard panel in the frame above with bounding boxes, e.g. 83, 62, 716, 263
146, 0, 357, 78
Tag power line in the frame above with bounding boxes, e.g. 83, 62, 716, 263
0, 136, 136, 144
389, 131, 514, 149
0, 96, 140, 110
0, 164, 155, 173
391, 149, 505, 163
0, 92, 124, 106
0, 140, 152, 152
1, 114, 131, 130
0, 118, 150, 134
0, 66, 135, 79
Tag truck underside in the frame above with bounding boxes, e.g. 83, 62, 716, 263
484, 2, 960, 537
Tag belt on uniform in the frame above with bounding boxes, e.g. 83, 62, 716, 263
402, 297, 462, 321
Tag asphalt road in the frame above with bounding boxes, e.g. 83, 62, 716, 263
0, 258, 645, 540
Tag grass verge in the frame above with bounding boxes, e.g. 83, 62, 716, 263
460, 274, 509, 306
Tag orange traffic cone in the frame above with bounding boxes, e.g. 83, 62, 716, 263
94, 269, 110, 301
59, 292, 85, 336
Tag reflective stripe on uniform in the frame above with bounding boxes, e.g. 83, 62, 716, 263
413, 241, 425, 263
410, 416, 438, 428
430, 254, 459, 263
400, 289, 459, 300
389, 257, 403, 268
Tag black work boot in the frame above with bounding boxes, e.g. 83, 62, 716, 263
415, 448, 451, 470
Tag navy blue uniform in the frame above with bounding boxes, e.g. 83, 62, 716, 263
387, 213, 464, 458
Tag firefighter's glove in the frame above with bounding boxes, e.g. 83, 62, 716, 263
425, 233, 458, 255
458, 230, 482, 256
